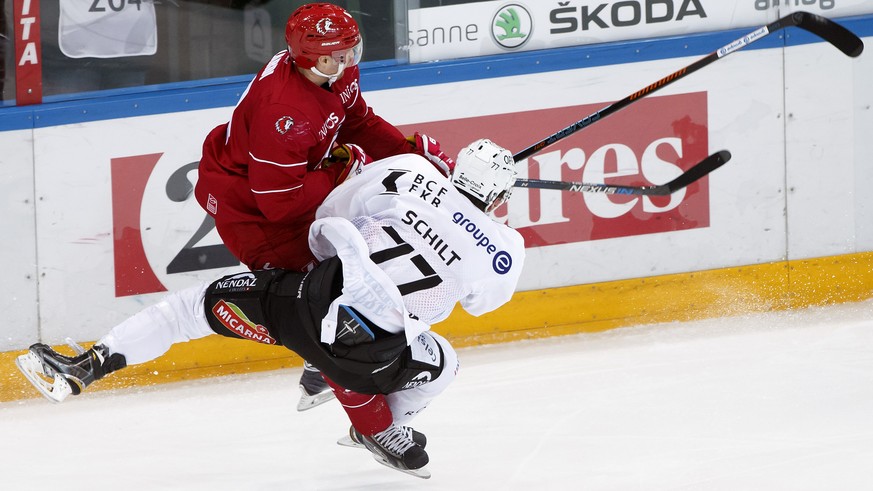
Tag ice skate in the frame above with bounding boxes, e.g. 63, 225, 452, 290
341, 424, 430, 479
296, 361, 335, 411
338, 424, 427, 449
15, 342, 126, 403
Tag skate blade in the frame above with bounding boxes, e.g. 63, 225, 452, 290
14, 352, 73, 403
296, 387, 336, 412
371, 454, 431, 479
337, 435, 364, 448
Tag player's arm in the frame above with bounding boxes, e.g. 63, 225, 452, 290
335, 66, 409, 160
341, 100, 455, 177
338, 67, 455, 176
460, 229, 526, 316
339, 104, 409, 160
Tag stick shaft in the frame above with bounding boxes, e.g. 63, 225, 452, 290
512, 12, 862, 163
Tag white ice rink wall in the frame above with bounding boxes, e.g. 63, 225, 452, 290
1, 8, 872, 399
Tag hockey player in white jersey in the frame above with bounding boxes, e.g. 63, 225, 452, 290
16, 139, 525, 478
312, 137, 523, 334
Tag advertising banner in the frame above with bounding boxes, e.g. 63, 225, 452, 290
407, 0, 873, 63
401, 92, 712, 247
98, 93, 715, 298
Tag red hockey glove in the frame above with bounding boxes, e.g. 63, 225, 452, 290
407, 132, 456, 178
325, 143, 372, 184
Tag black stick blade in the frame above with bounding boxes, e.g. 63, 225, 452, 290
792, 11, 864, 58
512, 150, 731, 196
661, 150, 731, 195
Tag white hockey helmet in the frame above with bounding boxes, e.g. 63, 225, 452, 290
451, 139, 518, 213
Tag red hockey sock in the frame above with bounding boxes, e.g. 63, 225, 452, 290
323, 376, 392, 436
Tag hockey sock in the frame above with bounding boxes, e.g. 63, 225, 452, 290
323, 376, 392, 436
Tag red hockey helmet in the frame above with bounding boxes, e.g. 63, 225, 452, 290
285, 3, 363, 70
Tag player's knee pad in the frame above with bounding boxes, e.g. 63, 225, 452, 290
381, 331, 457, 394
413, 331, 458, 394
386, 332, 458, 425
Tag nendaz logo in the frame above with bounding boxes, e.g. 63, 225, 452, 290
215, 272, 257, 290
491, 4, 532, 49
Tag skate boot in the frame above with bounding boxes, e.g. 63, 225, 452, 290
347, 423, 430, 478
339, 424, 427, 449
15, 342, 126, 403
297, 361, 335, 411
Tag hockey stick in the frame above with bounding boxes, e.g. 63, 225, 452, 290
512, 11, 863, 163
513, 150, 731, 196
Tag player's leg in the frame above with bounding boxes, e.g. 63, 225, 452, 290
288, 251, 431, 475
325, 376, 429, 472
99, 282, 214, 364
330, 332, 457, 476
385, 331, 459, 426
17, 282, 214, 402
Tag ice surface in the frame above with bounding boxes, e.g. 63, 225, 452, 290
2, 299, 873, 490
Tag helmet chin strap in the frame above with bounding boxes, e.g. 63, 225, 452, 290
310, 63, 346, 86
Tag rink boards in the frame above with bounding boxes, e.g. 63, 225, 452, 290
1, 15, 872, 401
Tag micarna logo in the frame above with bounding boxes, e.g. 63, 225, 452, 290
212, 300, 277, 345
492, 4, 532, 49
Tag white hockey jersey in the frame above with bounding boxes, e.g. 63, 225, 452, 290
309, 154, 525, 344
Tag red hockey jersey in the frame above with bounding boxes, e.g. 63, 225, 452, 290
195, 51, 410, 271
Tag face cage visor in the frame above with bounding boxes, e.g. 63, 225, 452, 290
485, 186, 515, 215
329, 39, 363, 68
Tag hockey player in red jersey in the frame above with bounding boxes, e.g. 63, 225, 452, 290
17, 140, 524, 478
195, 3, 453, 272
194, 3, 456, 412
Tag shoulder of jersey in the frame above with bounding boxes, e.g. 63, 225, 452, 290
375, 153, 440, 173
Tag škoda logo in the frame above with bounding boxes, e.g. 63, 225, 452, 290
492, 4, 532, 49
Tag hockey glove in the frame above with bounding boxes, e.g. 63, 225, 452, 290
324, 143, 372, 184
407, 132, 456, 178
